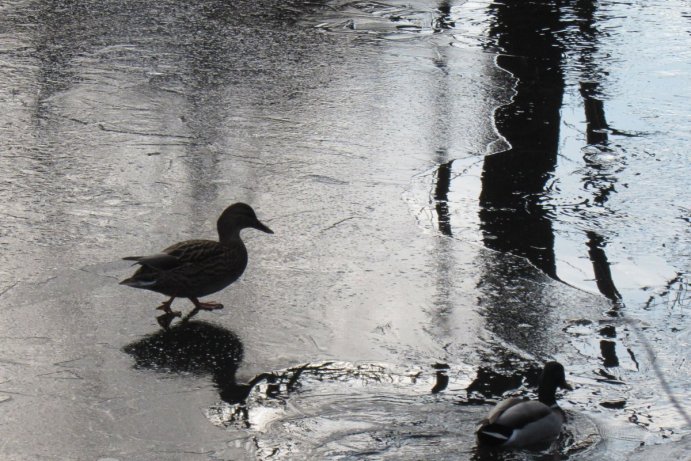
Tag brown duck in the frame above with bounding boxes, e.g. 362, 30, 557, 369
120, 203, 273, 328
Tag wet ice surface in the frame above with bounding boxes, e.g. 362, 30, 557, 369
0, 0, 689, 460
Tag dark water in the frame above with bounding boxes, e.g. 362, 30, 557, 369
0, 0, 689, 460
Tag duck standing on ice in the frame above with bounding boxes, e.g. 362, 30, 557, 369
120, 203, 273, 328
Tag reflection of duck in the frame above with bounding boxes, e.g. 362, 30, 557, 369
476, 362, 572, 448
120, 203, 273, 328
123, 320, 248, 403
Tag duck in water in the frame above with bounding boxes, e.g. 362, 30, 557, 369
476, 361, 572, 448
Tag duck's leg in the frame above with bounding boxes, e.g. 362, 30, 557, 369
156, 296, 182, 317
156, 296, 182, 330
190, 297, 224, 311
182, 297, 224, 322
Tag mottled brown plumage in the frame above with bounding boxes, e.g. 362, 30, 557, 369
121, 203, 273, 328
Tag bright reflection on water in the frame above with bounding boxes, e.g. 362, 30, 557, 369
0, 0, 688, 460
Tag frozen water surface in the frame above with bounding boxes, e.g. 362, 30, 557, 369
0, 0, 689, 460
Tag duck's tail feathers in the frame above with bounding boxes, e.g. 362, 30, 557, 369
119, 277, 157, 288
476, 423, 513, 447
123, 253, 181, 270
123, 256, 144, 267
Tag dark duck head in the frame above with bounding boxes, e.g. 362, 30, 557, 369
537, 361, 572, 406
217, 203, 273, 243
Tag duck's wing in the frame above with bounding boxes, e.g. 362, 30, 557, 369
486, 397, 525, 424
123, 240, 226, 267
121, 241, 224, 284
494, 400, 552, 428
162, 240, 232, 264
477, 398, 525, 446
120, 251, 184, 288
121, 240, 247, 294
477, 399, 555, 447
123, 253, 182, 270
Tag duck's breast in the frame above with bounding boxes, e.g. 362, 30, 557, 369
189, 243, 248, 297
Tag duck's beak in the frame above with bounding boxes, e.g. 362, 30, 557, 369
562, 380, 573, 391
254, 220, 274, 234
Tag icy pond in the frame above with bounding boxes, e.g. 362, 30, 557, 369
0, 0, 689, 459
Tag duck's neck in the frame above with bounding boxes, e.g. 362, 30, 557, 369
218, 227, 244, 244
538, 383, 558, 407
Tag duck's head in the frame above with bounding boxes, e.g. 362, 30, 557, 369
217, 203, 273, 241
538, 361, 572, 405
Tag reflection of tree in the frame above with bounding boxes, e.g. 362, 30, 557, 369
643, 274, 688, 311
573, 2, 621, 207
571, 3, 691, 427
430, 47, 454, 239
586, 231, 621, 303
434, 156, 454, 237
434, 0, 455, 31
479, 0, 565, 279
474, 0, 566, 370
570, 2, 625, 373
429, 42, 455, 333
580, 82, 609, 146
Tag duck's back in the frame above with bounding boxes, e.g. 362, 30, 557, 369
496, 400, 552, 428
126, 239, 248, 298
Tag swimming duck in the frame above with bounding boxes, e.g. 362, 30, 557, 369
476, 361, 572, 448
120, 203, 273, 328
